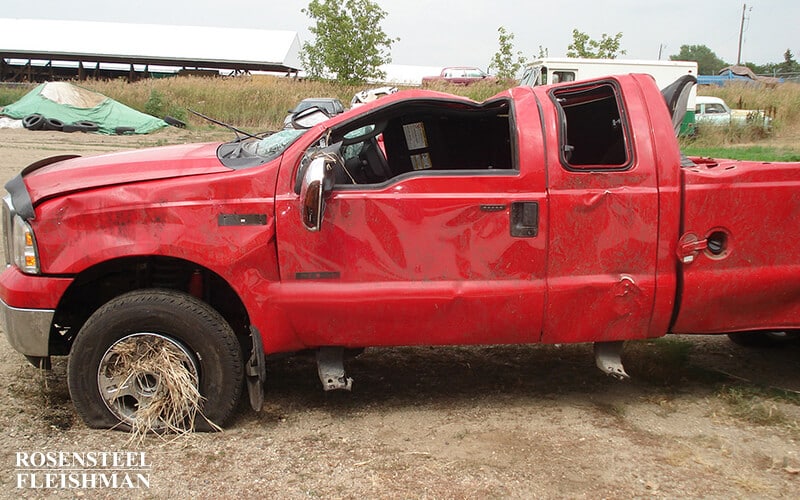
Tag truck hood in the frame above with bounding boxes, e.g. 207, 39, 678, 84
22, 142, 230, 203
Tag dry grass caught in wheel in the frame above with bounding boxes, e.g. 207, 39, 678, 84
105, 336, 220, 443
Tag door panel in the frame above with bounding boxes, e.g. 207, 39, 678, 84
543, 184, 659, 343
275, 174, 547, 347
541, 81, 660, 343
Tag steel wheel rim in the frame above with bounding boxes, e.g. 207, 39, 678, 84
97, 332, 199, 428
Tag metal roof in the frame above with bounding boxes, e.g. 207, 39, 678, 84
0, 18, 302, 72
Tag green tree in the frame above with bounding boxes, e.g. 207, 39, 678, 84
670, 44, 727, 75
566, 29, 626, 59
778, 48, 800, 75
745, 61, 771, 75
301, 0, 398, 84
488, 27, 527, 80
745, 50, 800, 77
537, 46, 549, 59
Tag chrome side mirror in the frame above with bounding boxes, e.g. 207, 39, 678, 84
300, 157, 328, 231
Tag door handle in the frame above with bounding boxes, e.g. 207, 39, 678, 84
510, 201, 538, 238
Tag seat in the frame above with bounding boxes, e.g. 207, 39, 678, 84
358, 139, 392, 183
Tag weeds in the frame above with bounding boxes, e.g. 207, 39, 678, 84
5, 75, 800, 150
593, 401, 627, 419
30, 361, 74, 431
717, 386, 788, 426
0, 83, 34, 107
22, 75, 510, 132
681, 145, 800, 162
699, 82, 800, 128
625, 337, 800, 430
144, 89, 186, 121
682, 121, 774, 148
420, 79, 510, 102
78, 76, 368, 132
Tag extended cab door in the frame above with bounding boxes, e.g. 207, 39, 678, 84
539, 79, 663, 344
274, 94, 548, 348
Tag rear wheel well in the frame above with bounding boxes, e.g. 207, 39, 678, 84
50, 256, 250, 356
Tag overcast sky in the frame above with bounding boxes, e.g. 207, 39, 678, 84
4, 0, 797, 69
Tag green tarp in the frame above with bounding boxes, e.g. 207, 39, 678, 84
1, 82, 167, 134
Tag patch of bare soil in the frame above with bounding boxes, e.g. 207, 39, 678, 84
0, 128, 797, 498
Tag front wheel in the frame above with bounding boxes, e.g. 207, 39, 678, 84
67, 289, 243, 431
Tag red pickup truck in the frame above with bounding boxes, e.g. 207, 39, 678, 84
421, 66, 496, 86
2, 74, 798, 431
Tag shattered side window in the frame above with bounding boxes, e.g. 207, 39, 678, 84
325, 99, 516, 188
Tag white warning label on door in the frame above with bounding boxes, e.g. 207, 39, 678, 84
410, 153, 433, 170
402, 122, 428, 150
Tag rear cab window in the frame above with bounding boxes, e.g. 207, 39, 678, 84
551, 82, 632, 171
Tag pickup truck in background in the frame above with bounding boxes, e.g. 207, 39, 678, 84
2, 73, 799, 431
421, 66, 496, 86
695, 95, 772, 129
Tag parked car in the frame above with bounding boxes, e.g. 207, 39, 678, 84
284, 98, 345, 128
421, 67, 496, 86
695, 96, 771, 128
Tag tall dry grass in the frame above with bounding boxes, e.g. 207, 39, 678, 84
680, 82, 800, 151
81, 76, 364, 132
698, 81, 800, 136
77, 76, 510, 132
3, 78, 477, 134
3, 76, 798, 147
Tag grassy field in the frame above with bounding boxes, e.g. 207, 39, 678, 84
681, 145, 800, 162
3, 76, 505, 132
681, 81, 800, 160
2, 77, 799, 159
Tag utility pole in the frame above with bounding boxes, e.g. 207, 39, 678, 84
736, 3, 750, 65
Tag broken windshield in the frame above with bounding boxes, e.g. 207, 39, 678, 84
217, 128, 308, 169
249, 129, 307, 157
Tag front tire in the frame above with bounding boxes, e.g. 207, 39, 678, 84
67, 289, 243, 431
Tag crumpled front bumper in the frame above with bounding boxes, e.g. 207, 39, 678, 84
0, 266, 72, 358
0, 297, 53, 357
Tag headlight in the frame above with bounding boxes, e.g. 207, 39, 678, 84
11, 215, 40, 274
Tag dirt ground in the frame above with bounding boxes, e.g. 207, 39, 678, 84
0, 127, 798, 499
